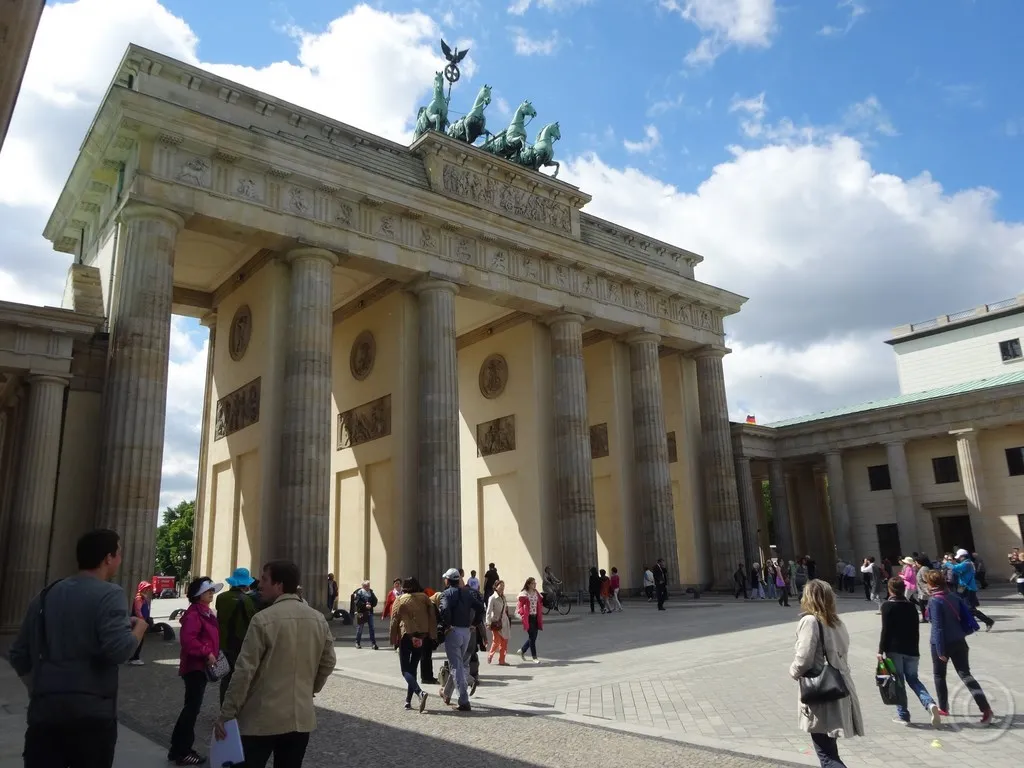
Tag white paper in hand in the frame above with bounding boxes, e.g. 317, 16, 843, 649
210, 719, 244, 767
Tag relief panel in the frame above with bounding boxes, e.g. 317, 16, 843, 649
590, 423, 609, 459
440, 163, 571, 234
338, 394, 392, 449
477, 415, 516, 457
215, 377, 261, 440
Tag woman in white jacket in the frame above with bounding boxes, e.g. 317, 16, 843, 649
789, 579, 865, 767
485, 580, 514, 665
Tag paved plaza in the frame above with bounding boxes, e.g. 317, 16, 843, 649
4, 587, 1024, 767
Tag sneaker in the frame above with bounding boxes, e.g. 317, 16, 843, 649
929, 704, 942, 727
938, 708, 950, 716
457, 703, 471, 712
422, 677, 439, 685
404, 702, 412, 710
469, 677, 478, 696
891, 716, 909, 725
174, 752, 205, 766
532, 657, 540, 664
355, 642, 361, 649
372, 643, 380, 650
440, 689, 451, 706
981, 710, 995, 726
986, 622, 994, 632
518, 648, 525, 661
127, 659, 144, 666
418, 691, 428, 713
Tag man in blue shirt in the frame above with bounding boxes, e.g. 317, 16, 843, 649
952, 549, 994, 630
438, 567, 484, 712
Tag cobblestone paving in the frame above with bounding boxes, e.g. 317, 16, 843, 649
325, 589, 1024, 767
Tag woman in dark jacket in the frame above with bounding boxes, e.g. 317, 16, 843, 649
877, 577, 940, 726
588, 567, 607, 614
924, 569, 994, 724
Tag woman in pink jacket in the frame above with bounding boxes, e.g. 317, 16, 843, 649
900, 556, 919, 608
169, 577, 222, 766
516, 577, 544, 663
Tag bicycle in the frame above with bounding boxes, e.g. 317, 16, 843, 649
541, 588, 572, 616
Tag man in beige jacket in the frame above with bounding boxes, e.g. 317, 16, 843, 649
216, 560, 337, 768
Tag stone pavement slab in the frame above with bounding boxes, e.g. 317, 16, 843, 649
328, 590, 1024, 766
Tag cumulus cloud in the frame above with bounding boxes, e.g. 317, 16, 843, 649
819, 0, 868, 37
623, 125, 662, 154
508, 0, 592, 14
511, 28, 560, 55
660, 0, 776, 65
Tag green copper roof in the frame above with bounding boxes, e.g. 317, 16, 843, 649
764, 369, 1024, 428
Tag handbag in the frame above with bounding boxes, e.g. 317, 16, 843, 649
799, 619, 851, 704
940, 594, 979, 636
206, 650, 231, 682
875, 658, 901, 706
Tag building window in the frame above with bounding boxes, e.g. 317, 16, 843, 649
1007, 447, 1024, 477
999, 338, 1023, 362
867, 464, 892, 491
932, 455, 959, 484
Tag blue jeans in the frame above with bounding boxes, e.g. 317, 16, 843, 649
356, 613, 376, 645
444, 627, 472, 706
887, 652, 935, 721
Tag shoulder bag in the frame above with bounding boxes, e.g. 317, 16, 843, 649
799, 619, 850, 704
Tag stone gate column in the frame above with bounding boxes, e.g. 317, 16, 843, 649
96, 203, 184, 596
734, 456, 761, 567
825, 451, 854, 563
769, 460, 794, 557
0, 375, 67, 631
952, 428, 990, 560
885, 440, 920, 554
547, 313, 597, 593
278, 247, 337, 613
693, 347, 744, 589
412, 277, 460, 582
625, 332, 679, 585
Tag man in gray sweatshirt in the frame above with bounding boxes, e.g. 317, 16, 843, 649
9, 528, 147, 768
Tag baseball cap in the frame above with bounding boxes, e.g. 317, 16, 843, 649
955, 548, 969, 559
443, 568, 461, 580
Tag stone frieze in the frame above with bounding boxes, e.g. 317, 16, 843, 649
440, 163, 571, 235
477, 415, 516, 457
214, 377, 261, 440
338, 394, 392, 449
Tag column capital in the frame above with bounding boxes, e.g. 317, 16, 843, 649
284, 246, 339, 267
736, 455, 752, 467
542, 312, 586, 328
825, 449, 842, 458
950, 427, 980, 441
883, 439, 907, 448
120, 202, 185, 231
622, 330, 661, 346
26, 374, 70, 388
200, 311, 217, 329
691, 344, 731, 360
409, 275, 459, 297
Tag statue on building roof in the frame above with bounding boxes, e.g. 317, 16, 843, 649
447, 84, 492, 144
413, 71, 450, 140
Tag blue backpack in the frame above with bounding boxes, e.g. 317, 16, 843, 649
941, 594, 980, 636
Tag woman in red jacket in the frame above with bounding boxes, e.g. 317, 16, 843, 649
169, 577, 222, 766
516, 577, 544, 663
382, 578, 402, 619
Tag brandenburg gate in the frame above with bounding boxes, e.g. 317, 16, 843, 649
23, 44, 749, 615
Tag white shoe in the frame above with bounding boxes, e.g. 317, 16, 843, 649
929, 704, 941, 727
518, 649, 525, 661
532, 657, 540, 664
127, 659, 144, 666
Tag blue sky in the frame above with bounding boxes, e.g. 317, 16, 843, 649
4, 0, 1023, 505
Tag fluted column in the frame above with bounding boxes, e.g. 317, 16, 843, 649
625, 332, 679, 585
825, 451, 854, 563
885, 440, 919, 554
96, 203, 184, 596
952, 428, 989, 560
768, 460, 794, 557
0, 375, 68, 631
412, 278, 461, 583
191, 313, 216, 577
693, 347, 744, 589
734, 457, 760, 567
547, 314, 597, 593
279, 247, 337, 614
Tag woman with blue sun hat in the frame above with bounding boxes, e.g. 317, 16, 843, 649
215, 567, 257, 704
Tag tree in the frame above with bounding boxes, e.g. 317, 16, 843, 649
155, 499, 195, 581
761, 480, 776, 546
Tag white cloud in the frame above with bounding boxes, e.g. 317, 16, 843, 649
729, 92, 897, 146
511, 28, 560, 56
623, 125, 662, 154
844, 95, 898, 137
819, 0, 867, 37
508, 0, 592, 14
729, 92, 767, 137
661, 0, 776, 65
647, 94, 684, 117
562, 138, 1023, 422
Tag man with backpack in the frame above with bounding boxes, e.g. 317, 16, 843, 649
216, 567, 258, 704
438, 567, 484, 712
952, 549, 995, 631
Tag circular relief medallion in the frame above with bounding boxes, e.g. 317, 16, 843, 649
228, 305, 252, 362
479, 354, 509, 399
350, 330, 376, 381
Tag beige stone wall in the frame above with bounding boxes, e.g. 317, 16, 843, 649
662, 354, 705, 585
458, 321, 552, 592
979, 424, 1024, 561
584, 340, 636, 586
329, 291, 417, 595
196, 260, 290, 582
843, 446, 895, 559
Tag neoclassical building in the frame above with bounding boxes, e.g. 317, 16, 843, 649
732, 296, 1024, 574
0, 44, 754, 624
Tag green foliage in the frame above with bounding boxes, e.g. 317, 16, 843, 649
761, 481, 777, 545
154, 499, 195, 580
